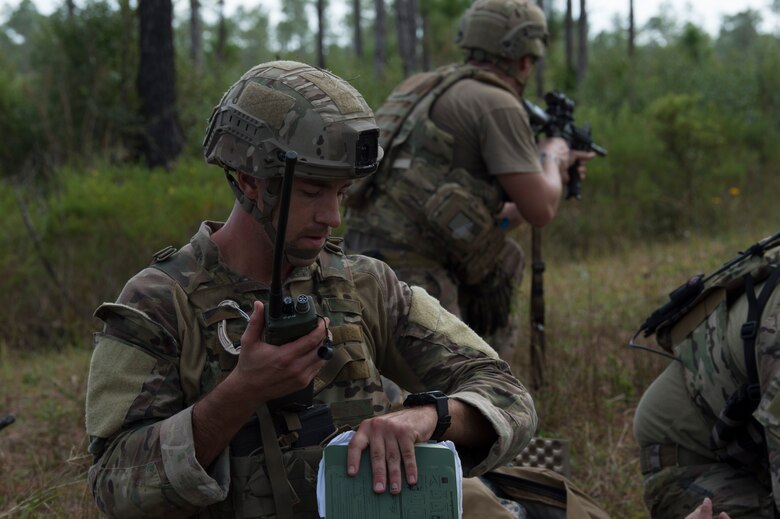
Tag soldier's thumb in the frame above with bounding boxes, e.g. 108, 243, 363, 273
242, 300, 266, 344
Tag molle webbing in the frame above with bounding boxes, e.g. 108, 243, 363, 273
151, 241, 368, 518
375, 63, 514, 162
346, 65, 512, 276
348, 64, 513, 209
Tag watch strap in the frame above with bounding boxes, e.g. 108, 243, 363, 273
403, 390, 451, 442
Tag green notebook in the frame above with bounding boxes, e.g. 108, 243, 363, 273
322, 442, 460, 518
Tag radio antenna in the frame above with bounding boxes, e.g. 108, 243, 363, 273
268, 151, 297, 319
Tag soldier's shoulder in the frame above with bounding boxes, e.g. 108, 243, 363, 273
117, 265, 179, 305
342, 252, 395, 277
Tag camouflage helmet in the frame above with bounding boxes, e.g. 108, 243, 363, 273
203, 60, 383, 180
456, 0, 548, 61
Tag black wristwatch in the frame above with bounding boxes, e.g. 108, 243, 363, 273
403, 390, 451, 441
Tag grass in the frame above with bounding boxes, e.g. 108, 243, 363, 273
0, 346, 99, 518
1, 223, 777, 518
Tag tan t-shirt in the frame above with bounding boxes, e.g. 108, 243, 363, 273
430, 77, 542, 184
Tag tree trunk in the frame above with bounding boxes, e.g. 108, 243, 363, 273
421, 8, 430, 71
395, 0, 418, 76
565, 0, 574, 80
316, 0, 326, 68
65, 0, 75, 19
374, 0, 387, 79
190, 0, 202, 73
534, 0, 545, 98
118, 0, 133, 112
216, 0, 227, 62
353, 0, 363, 57
628, 0, 635, 56
577, 0, 588, 87
137, 0, 183, 169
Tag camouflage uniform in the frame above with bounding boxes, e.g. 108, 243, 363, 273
85, 221, 538, 518
633, 243, 780, 518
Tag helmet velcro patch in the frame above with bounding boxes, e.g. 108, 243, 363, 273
301, 71, 365, 115
238, 82, 295, 130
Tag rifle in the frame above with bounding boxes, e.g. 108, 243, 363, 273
523, 91, 607, 200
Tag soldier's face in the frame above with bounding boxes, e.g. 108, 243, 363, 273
281, 177, 351, 267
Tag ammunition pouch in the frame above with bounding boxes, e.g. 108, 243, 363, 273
423, 176, 508, 286
228, 404, 338, 518
229, 442, 324, 518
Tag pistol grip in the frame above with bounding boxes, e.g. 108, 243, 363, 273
566, 161, 581, 200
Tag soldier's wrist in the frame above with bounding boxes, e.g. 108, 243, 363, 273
539, 151, 561, 168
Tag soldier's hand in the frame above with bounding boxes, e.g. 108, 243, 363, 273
233, 300, 329, 404
569, 149, 596, 182
345, 407, 438, 495
684, 498, 732, 519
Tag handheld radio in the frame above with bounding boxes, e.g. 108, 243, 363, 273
265, 151, 333, 411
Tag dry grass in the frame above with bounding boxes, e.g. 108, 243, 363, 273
510, 226, 778, 517
0, 346, 100, 518
0, 227, 776, 518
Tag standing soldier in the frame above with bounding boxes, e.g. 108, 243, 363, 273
342, 0, 594, 362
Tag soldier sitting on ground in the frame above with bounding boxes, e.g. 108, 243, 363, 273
84, 60, 539, 518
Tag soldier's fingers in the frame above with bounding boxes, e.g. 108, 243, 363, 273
346, 427, 370, 477
369, 435, 388, 493
241, 301, 265, 345
400, 437, 418, 486
385, 438, 403, 494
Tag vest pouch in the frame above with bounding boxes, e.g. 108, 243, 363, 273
229, 445, 323, 518
424, 181, 506, 285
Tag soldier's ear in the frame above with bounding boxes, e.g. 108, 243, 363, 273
236, 172, 263, 199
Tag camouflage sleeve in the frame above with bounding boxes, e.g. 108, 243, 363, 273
85, 269, 229, 517
350, 255, 537, 476
753, 294, 780, 512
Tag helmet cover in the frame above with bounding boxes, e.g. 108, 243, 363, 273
203, 60, 383, 180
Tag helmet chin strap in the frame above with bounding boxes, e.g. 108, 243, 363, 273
224, 170, 324, 264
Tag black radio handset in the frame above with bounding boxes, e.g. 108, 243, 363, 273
265, 151, 333, 411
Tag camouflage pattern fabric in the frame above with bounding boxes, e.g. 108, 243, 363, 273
85, 221, 538, 518
204, 60, 380, 181
633, 271, 780, 518
643, 464, 772, 518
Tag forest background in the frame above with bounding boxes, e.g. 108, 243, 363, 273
1, 0, 780, 517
